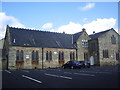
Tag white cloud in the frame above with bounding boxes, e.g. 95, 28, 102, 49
41, 23, 53, 29
80, 3, 95, 11
56, 22, 82, 34
52, 18, 116, 35
83, 18, 116, 34
0, 12, 25, 39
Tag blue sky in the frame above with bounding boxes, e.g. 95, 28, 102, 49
0, 2, 118, 39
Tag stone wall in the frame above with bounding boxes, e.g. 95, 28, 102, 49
98, 30, 119, 66
0, 39, 4, 69
8, 46, 76, 69
76, 31, 90, 61
88, 39, 100, 65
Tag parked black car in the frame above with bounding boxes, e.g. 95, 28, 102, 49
62, 61, 83, 69
78, 61, 90, 68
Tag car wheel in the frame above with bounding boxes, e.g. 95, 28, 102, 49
83, 64, 85, 68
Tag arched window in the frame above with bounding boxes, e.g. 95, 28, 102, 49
16, 50, 24, 61
32, 50, 35, 61
70, 52, 75, 61
111, 35, 116, 44
58, 51, 65, 65
16, 50, 19, 60
58, 51, 64, 61
50, 51, 52, 61
46, 51, 49, 61
62, 52, 64, 61
32, 50, 39, 61
46, 51, 52, 61
21, 50, 24, 61
73, 52, 75, 60
103, 50, 109, 58
70, 52, 72, 61
36, 51, 39, 61
116, 53, 119, 60
59, 51, 61, 60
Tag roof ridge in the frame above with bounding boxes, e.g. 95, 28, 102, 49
89, 29, 111, 36
8, 25, 72, 35
73, 31, 83, 35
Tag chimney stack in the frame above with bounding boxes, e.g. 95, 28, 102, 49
82, 28, 86, 32
93, 31, 95, 34
63, 31, 65, 34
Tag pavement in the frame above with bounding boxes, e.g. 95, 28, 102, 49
1, 66, 120, 88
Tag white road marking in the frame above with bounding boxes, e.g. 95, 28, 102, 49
59, 76, 72, 79
5, 70, 11, 73
22, 75, 42, 84
45, 73, 72, 80
64, 72, 72, 74
74, 73, 95, 76
45, 73, 59, 77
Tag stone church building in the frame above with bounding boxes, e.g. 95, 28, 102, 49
1, 25, 120, 70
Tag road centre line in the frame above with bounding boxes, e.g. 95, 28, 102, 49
45, 73, 72, 80
4, 70, 11, 73
22, 75, 42, 84
74, 73, 95, 76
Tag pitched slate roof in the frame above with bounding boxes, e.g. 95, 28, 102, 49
89, 29, 111, 39
8, 26, 78, 49
73, 31, 84, 43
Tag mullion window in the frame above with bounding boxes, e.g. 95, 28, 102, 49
36, 51, 39, 61
21, 50, 24, 61
116, 53, 119, 60
59, 51, 64, 61
70, 52, 72, 61
73, 52, 75, 60
32, 50, 39, 61
16, 50, 24, 61
32, 50, 35, 61
50, 51, 52, 61
70, 52, 75, 61
46, 51, 52, 61
103, 50, 109, 58
16, 50, 19, 60
46, 51, 49, 61
62, 52, 64, 61
59, 51, 61, 61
